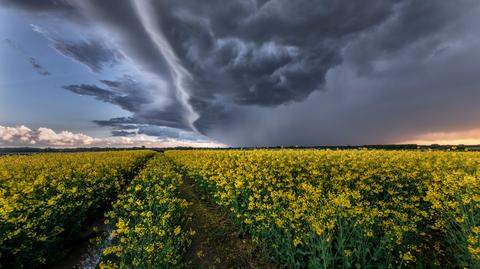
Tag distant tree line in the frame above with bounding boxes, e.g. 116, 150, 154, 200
1, 144, 478, 155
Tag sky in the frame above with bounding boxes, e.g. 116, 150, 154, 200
1, 0, 480, 148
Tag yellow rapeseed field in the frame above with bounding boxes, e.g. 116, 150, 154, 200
2, 149, 480, 268
167, 149, 480, 268
0, 151, 153, 267
99, 155, 191, 268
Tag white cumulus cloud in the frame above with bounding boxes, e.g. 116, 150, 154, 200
0, 125, 224, 148
0, 125, 36, 144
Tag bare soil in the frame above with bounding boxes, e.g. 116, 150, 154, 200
51, 217, 110, 269
179, 178, 279, 269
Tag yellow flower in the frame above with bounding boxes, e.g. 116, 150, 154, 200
174, 226, 181, 236
293, 238, 302, 247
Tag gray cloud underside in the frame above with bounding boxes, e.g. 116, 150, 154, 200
63, 76, 188, 130
53, 39, 123, 73
3, 0, 480, 146
92, 116, 210, 142
29, 25, 123, 73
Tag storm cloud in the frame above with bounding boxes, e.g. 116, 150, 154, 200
3, 0, 480, 146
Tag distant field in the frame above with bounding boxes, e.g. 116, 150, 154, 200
1, 149, 480, 268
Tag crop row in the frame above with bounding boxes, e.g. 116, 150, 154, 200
99, 154, 191, 268
167, 149, 480, 268
0, 151, 154, 267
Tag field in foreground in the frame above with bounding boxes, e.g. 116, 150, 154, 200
1, 149, 480, 268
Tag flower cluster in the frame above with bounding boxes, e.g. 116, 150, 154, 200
167, 149, 480, 268
99, 154, 191, 268
0, 151, 153, 267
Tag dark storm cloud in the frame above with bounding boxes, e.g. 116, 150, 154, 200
165, 0, 480, 144
147, 0, 397, 132
208, 0, 480, 146
3, 38, 51, 76
343, 0, 472, 76
220, 38, 480, 147
5, 0, 480, 145
53, 39, 123, 72
0, 0, 82, 20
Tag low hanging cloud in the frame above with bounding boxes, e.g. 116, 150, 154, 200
63, 76, 190, 130
0, 125, 35, 145
2, 0, 480, 146
0, 125, 223, 148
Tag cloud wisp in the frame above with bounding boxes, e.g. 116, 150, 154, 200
3, 38, 50, 76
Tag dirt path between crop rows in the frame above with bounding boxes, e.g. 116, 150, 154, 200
51, 217, 110, 269
178, 177, 279, 269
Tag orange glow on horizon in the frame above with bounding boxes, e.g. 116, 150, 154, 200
399, 129, 480, 145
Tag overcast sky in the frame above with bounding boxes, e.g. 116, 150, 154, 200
1, 0, 480, 147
